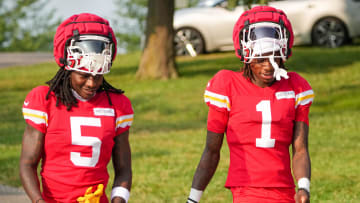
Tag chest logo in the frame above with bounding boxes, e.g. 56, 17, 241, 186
275, 91, 295, 100
93, 108, 115, 117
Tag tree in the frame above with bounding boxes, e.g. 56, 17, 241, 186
227, 0, 240, 9
184, 0, 200, 7
0, 0, 58, 51
113, 0, 200, 53
136, 0, 178, 80
113, 0, 147, 53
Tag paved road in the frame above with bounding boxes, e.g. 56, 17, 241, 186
0, 52, 53, 69
0, 184, 31, 203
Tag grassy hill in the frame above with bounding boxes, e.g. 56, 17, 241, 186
0, 46, 359, 202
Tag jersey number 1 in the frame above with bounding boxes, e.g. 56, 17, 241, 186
256, 100, 275, 148
70, 117, 102, 167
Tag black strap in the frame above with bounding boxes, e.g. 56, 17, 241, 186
72, 29, 79, 36
298, 188, 310, 197
65, 21, 108, 26
244, 19, 250, 27
72, 29, 80, 41
187, 197, 198, 203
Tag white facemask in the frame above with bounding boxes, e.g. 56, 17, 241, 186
66, 35, 113, 76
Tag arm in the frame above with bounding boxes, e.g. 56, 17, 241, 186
111, 130, 132, 203
292, 121, 311, 203
189, 130, 224, 199
19, 124, 46, 203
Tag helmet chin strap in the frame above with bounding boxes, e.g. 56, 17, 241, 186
269, 55, 288, 81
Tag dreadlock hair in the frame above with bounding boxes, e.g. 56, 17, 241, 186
241, 59, 287, 80
46, 68, 124, 111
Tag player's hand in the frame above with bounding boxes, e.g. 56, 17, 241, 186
295, 189, 310, 203
77, 184, 104, 203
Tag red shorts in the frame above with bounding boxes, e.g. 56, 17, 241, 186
230, 187, 295, 203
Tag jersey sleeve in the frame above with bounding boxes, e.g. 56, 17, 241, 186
207, 107, 228, 134
204, 70, 232, 113
112, 94, 134, 135
289, 72, 315, 125
22, 86, 50, 134
204, 70, 231, 133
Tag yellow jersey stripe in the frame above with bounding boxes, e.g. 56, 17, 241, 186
296, 94, 315, 106
204, 95, 228, 105
22, 108, 48, 125
116, 114, 134, 129
23, 112, 46, 119
204, 90, 231, 110
116, 118, 133, 125
204, 95, 231, 109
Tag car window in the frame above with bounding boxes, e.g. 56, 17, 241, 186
197, 0, 226, 7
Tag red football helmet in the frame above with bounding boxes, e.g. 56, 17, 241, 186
233, 6, 294, 63
53, 13, 117, 75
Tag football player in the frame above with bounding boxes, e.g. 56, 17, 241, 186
186, 6, 313, 203
20, 13, 133, 203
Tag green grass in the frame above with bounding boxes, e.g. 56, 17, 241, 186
0, 45, 360, 202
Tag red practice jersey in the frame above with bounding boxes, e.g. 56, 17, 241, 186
204, 70, 314, 188
22, 86, 134, 203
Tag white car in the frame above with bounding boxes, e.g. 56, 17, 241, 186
174, 0, 360, 56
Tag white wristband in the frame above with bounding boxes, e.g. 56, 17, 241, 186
188, 188, 203, 203
111, 186, 130, 203
298, 177, 310, 193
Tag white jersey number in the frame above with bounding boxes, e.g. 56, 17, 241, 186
256, 100, 275, 148
70, 117, 102, 167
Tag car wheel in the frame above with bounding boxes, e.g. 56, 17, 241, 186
174, 28, 205, 56
311, 17, 348, 48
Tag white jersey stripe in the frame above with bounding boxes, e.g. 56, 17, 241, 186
116, 114, 134, 129
204, 90, 231, 111
295, 90, 314, 108
22, 108, 48, 126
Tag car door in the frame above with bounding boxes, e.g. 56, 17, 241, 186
204, 5, 246, 50
269, 0, 313, 45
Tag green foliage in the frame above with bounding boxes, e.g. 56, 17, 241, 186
113, 0, 147, 52
183, 0, 200, 7
227, 0, 240, 9
112, 0, 200, 52
1, 45, 360, 201
0, 0, 58, 51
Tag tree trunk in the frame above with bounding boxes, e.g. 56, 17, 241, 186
136, 0, 178, 80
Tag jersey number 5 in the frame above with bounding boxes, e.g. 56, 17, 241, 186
256, 100, 275, 148
70, 117, 102, 167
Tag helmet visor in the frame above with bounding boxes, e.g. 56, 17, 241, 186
249, 26, 281, 41
73, 40, 111, 54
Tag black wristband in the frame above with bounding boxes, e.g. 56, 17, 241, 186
298, 188, 310, 197
187, 197, 199, 203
